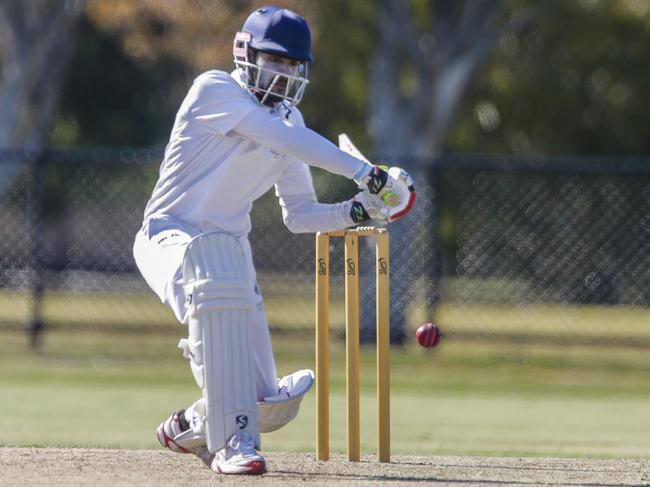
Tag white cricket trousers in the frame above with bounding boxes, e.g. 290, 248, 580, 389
133, 224, 278, 400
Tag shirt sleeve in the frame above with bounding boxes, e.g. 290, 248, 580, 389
275, 160, 355, 233
185, 71, 258, 136
274, 159, 315, 198
231, 106, 369, 180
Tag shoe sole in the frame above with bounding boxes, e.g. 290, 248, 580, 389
159, 421, 265, 475
213, 460, 266, 475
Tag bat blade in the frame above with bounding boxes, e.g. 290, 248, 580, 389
338, 133, 370, 163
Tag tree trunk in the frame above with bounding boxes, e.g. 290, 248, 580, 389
364, 0, 536, 342
0, 0, 86, 150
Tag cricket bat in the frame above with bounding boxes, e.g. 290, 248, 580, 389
338, 133, 370, 163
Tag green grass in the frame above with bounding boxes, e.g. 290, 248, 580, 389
1, 328, 649, 458
3, 286, 650, 342
436, 303, 650, 342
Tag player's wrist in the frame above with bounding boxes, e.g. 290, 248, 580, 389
356, 165, 390, 196
352, 163, 373, 183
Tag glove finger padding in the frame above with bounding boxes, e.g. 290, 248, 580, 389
384, 166, 416, 222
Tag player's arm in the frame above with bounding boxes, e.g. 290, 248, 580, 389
231, 107, 371, 180
231, 109, 415, 223
189, 73, 371, 180
190, 73, 414, 222
275, 160, 373, 233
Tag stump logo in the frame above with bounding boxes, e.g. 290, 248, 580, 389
346, 258, 356, 276
378, 257, 388, 275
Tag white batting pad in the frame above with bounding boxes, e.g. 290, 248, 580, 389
258, 369, 314, 432
182, 231, 260, 453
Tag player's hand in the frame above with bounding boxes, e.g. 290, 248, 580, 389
356, 165, 416, 222
350, 191, 388, 224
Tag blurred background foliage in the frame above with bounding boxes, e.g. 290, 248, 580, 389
451, 0, 650, 156
48, 0, 649, 157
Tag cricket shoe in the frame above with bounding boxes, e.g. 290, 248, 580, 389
211, 432, 266, 475
156, 408, 207, 454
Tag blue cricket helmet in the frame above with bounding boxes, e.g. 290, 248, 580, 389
240, 6, 312, 62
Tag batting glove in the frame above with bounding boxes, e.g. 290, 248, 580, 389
356, 165, 417, 222
350, 191, 387, 224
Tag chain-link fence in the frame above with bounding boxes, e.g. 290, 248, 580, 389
0, 149, 648, 347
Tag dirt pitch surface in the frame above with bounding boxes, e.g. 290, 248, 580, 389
2, 448, 649, 486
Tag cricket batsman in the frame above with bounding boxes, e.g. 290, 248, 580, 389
133, 5, 415, 475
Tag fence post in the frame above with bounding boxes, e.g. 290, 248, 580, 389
26, 151, 46, 348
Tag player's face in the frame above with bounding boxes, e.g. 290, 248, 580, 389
244, 50, 309, 106
255, 52, 302, 93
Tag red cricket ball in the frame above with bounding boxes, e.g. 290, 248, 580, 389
416, 323, 442, 348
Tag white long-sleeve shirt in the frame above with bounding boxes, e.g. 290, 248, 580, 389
142, 69, 369, 238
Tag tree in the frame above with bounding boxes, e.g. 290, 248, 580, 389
355, 1, 539, 342
0, 0, 85, 196
449, 0, 650, 156
0, 0, 85, 149
369, 0, 538, 158
51, 0, 316, 147
85, 0, 317, 78
299, 2, 376, 147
